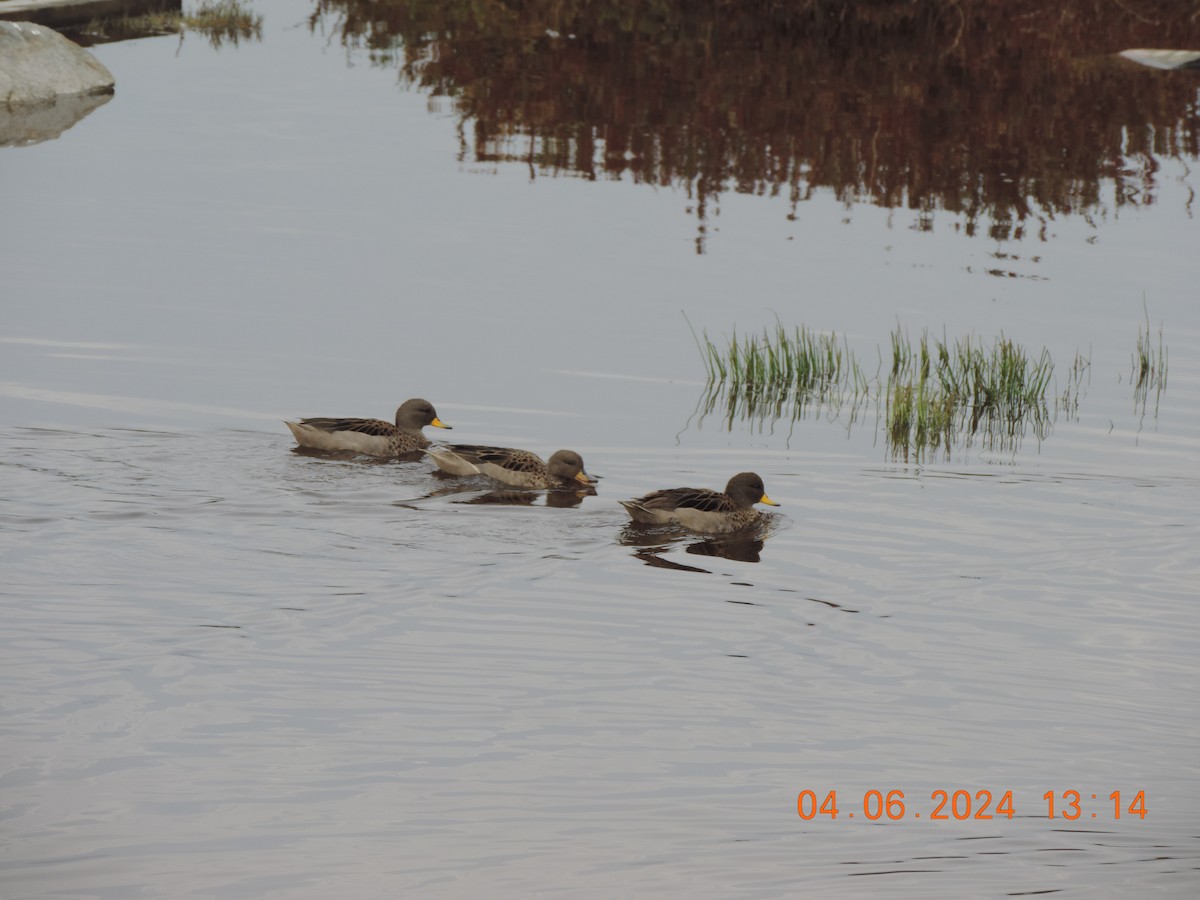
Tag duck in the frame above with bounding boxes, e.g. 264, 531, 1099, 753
285, 397, 450, 456
427, 444, 595, 490
619, 471, 779, 533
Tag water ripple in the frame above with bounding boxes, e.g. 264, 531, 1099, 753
1, 427, 1197, 897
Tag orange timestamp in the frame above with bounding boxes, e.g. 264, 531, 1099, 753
797, 789, 1147, 821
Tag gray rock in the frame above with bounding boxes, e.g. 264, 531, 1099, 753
0, 20, 115, 108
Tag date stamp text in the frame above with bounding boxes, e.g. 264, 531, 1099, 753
796, 789, 1147, 821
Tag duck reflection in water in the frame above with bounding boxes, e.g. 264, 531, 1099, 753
685, 534, 764, 563
459, 487, 595, 509
619, 520, 774, 570
424, 475, 596, 508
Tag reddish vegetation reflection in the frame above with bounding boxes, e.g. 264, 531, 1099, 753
310, 0, 1200, 251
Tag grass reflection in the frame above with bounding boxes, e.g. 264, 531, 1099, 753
186, 0, 263, 48
76, 0, 262, 48
690, 377, 873, 443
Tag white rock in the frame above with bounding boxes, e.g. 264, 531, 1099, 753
1117, 48, 1200, 71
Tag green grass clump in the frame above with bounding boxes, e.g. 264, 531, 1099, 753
886, 329, 956, 456
692, 317, 862, 390
886, 328, 1053, 460
688, 316, 869, 434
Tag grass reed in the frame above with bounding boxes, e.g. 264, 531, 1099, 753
1132, 305, 1168, 416
1057, 348, 1090, 419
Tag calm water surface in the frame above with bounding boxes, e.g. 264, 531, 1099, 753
2, 1, 1199, 896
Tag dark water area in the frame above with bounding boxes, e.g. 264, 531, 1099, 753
2, 0, 1199, 896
